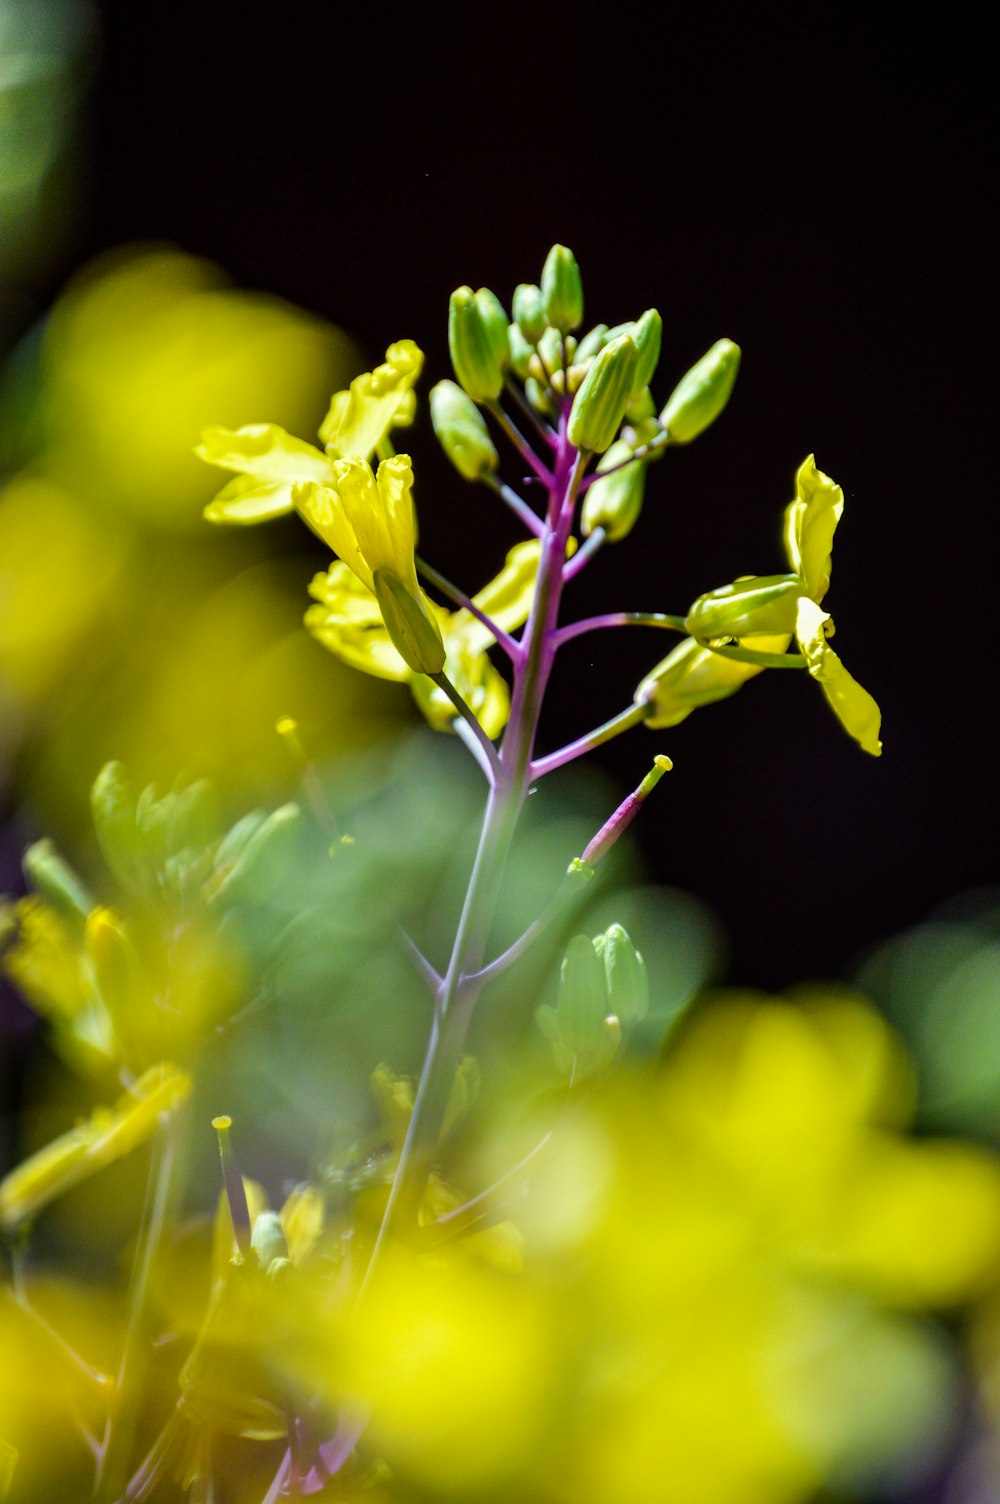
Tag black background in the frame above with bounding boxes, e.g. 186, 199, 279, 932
65, 4, 997, 987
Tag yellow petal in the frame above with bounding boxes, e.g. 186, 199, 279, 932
203, 473, 295, 524
196, 424, 331, 484
373, 453, 420, 588
782, 454, 843, 605
294, 481, 372, 591
327, 457, 389, 578
795, 597, 882, 755
305, 564, 410, 681
0, 1063, 191, 1233
319, 339, 423, 460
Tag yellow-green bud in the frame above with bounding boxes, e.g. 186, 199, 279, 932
512, 282, 546, 342
631, 309, 662, 392
430, 380, 499, 482
581, 439, 646, 541
372, 569, 447, 675
540, 244, 584, 333
593, 924, 648, 1027
525, 376, 555, 417
575, 324, 609, 362
625, 386, 656, 423
685, 575, 801, 640
251, 1210, 288, 1270
567, 334, 638, 453
22, 839, 92, 922
508, 323, 534, 379
537, 325, 566, 374
660, 338, 741, 443
448, 286, 509, 402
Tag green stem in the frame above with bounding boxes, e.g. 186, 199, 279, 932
429, 672, 503, 780
93, 1115, 180, 1502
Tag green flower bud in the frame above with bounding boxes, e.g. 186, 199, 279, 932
581, 440, 646, 541
508, 323, 534, 379
251, 1210, 289, 1271
685, 575, 801, 640
525, 375, 556, 417
430, 380, 499, 482
660, 338, 741, 444
540, 244, 584, 333
558, 934, 609, 1054
625, 386, 656, 424
567, 334, 638, 453
593, 924, 648, 1026
215, 804, 305, 905
512, 282, 546, 342
631, 309, 662, 392
575, 323, 609, 362
372, 568, 447, 676
448, 286, 508, 402
537, 325, 566, 374
22, 839, 92, 922
90, 762, 145, 892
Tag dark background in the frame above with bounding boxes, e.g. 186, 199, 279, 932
42, 5, 1000, 986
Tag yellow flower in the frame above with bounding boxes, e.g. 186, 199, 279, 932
197, 339, 422, 525
296, 453, 444, 675
681, 455, 882, 754
635, 630, 792, 729
306, 540, 544, 737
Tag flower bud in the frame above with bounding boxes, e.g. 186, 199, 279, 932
685, 575, 801, 640
508, 323, 534, 379
372, 568, 446, 675
22, 839, 92, 922
568, 334, 638, 453
593, 924, 648, 1027
214, 804, 305, 906
430, 380, 499, 482
251, 1210, 289, 1271
630, 309, 662, 393
512, 282, 546, 342
581, 439, 646, 541
540, 244, 584, 333
537, 325, 566, 374
575, 323, 609, 362
448, 286, 509, 402
525, 376, 555, 417
659, 338, 741, 443
558, 933, 609, 1055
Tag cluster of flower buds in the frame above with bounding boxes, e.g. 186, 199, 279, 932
536, 923, 648, 1078
435, 244, 743, 547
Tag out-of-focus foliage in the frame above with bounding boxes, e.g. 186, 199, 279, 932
0, 246, 404, 818
0, 0, 95, 312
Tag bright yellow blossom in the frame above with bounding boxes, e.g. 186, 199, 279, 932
680, 456, 882, 754
197, 339, 422, 525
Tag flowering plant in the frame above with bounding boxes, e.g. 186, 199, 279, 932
7, 244, 991, 1504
